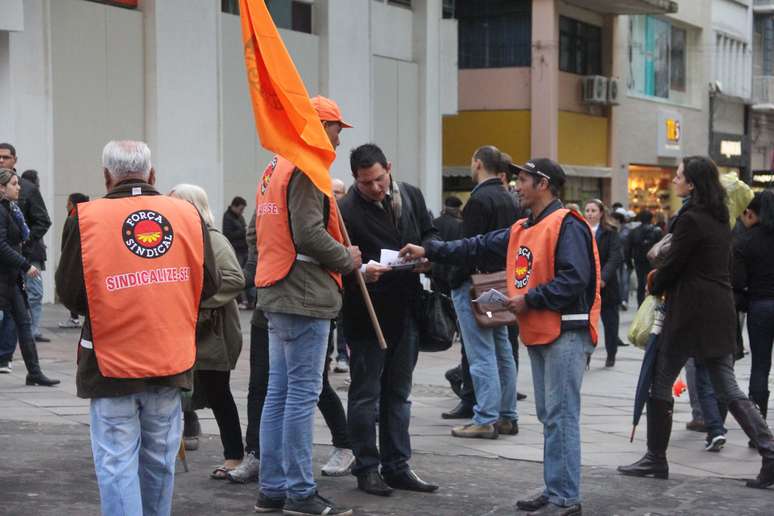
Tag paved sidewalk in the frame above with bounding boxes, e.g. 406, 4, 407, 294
2, 303, 773, 515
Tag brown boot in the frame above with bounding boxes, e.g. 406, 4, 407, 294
728, 399, 774, 489
618, 398, 672, 479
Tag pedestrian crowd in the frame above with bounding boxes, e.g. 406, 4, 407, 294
1, 98, 774, 516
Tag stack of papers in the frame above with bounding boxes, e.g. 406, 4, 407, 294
472, 289, 509, 308
379, 249, 422, 271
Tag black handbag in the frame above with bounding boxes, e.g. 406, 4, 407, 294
417, 289, 456, 352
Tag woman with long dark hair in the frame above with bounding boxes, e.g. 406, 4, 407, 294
0, 169, 59, 386
584, 199, 624, 367
734, 190, 774, 426
618, 156, 774, 489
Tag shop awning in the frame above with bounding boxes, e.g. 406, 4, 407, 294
562, 165, 612, 179
563, 0, 678, 15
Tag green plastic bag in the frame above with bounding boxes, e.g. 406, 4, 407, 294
721, 171, 754, 228
628, 295, 658, 349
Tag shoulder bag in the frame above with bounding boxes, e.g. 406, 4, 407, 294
469, 270, 517, 328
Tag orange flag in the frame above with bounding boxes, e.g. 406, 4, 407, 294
239, 0, 335, 196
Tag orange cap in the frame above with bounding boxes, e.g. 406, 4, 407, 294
310, 96, 353, 128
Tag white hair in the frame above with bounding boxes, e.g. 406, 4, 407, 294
102, 140, 152, 180
168, 183, 215, 227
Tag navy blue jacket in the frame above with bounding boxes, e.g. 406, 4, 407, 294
425, 199, 596, 330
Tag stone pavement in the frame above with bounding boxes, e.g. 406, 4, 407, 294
2, 303, 774, 515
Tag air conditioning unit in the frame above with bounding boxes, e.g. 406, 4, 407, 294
583, 75, 608, 104
607, 77, 621, 105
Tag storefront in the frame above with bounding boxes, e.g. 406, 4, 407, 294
709, 132, 750, 180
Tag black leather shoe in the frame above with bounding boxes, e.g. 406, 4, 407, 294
516, 494, 548, 511
605, 356, 615, 368
527, 503, 582, 515
25, 373, 60, 387
356, 470, 393, 496
441, 401, 473, 419
517, 392, 528, 401
383, 470, 438, 493
34, 335, 51, 343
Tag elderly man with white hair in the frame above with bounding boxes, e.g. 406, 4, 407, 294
55, 140, 221, 516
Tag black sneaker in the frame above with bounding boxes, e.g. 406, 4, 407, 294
254, 492, 285, 513
282, 492, 352, 516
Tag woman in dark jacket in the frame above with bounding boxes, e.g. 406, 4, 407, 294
0, 169, 58, 386
734, 191, 774, 424
584, 199, 624, 367
618, 156, 774, 489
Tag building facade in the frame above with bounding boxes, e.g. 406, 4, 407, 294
0, 0, 457, 301
752, 0, 774, 190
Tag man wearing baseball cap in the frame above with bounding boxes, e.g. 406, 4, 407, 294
400, 158, 601, 516
253, 95, 361, 515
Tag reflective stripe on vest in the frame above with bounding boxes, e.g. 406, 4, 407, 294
78, 196, 204, 378
254, 155, 344, 289
505, 208, 601, 346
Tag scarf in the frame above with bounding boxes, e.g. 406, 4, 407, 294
9, 201, 30, 241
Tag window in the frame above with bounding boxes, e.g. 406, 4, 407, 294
443, 0, 455, 19
628, 16, 686, 99
457, 0, 531, 69
559, 17, 602, 75
388, 0, 412, 7
223, 0, 312, 34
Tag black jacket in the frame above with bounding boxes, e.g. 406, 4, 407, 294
0, 200, 32, 310
651, 206, 736, 359
733, 224, 774, 305
627, 223, 662, 269
55, 180, 222, 399
595, 226, 623, 307
222, 208, 248, 257
450, 177, 520, 289
339, 182, 438, 341
431, 212, 462, 295
18, 176, 51, 268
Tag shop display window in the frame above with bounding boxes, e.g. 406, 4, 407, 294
628, 165, 675, 219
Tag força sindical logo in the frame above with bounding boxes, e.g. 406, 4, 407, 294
122, 210, 174, 259
514, 246, 533, 289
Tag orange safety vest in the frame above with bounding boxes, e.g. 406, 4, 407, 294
78, 195, 204, 378
255, 155, 344, 288
505, 208, 601, 346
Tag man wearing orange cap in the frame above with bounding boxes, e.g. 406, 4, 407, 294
253, 96, 361, 515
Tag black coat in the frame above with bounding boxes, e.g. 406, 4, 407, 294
651, 206, 736, 359
0, 200, 31, 310
431, 212, 462, 295
339, 182, 438, 341
222, 209, 248, 258
595, 226, 623, 307
18, 177, 51, 267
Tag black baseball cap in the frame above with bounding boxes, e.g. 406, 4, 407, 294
509, 158, 566, 188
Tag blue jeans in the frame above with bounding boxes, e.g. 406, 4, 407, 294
24, 264, 43, 337
0, 310, 17, 363
452, 280, 517, 425
694, 360, 727, 438
528, 329, 594, 507
260, 312, 329, 501
748, 298, 774, 396
685, 359, 704, 422
90, 387, 182, 516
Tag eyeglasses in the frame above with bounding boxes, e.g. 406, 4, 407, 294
0, 155, 14, 160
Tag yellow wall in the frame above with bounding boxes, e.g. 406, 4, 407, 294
558, 111, 608, 167
443, 110, 531, 166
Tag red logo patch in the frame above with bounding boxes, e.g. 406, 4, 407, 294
122, 210, 174, 259
514, 246, 533, 289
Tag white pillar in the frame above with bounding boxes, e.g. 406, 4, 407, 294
142, 0, 223, 213
316, 0, 372, 182
413, 0, 442, 215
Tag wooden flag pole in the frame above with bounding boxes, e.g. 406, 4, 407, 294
336, 207, 387, 350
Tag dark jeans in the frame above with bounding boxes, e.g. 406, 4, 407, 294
601, 303, 621, 358
458, 324, 520, 406
635, 262, 650, 307
194, 369, 244, 460
0, 310, 17, 363
335, 311, 349, 363
693, 360, 727, 438
348, 313, 419, 477
748, 298, 774, 396
651, 344, 746, 407
245, 321, 351, 455
3, 285, 39, 374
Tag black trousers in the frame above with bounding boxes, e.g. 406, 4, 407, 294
194, 369, 244, 460
635, 263, 650, 307
245, 322, 351, 455
601, 303, 620, 358
348, 314, 419, 477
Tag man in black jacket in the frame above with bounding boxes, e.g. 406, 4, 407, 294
340, 143, 440, 497
447, 146, 519, 439
0, 144, 52, 343
626, 210, 662, 306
